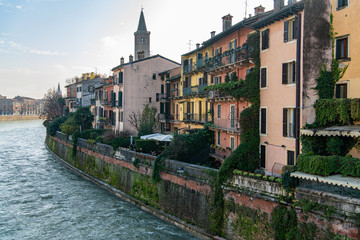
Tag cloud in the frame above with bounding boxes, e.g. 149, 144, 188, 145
15, 5, 21, 9
5, 40, 69, 56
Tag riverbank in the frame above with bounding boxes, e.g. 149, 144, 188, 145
46, 132, 360, 239
0, 115, 40, 121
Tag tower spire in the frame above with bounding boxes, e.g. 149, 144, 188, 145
134, 9, 150, 60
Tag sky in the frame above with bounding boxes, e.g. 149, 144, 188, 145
0, 0, 274, 99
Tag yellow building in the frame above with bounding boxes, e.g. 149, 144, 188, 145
174, 45, 213, 132
333, 0, 360, 98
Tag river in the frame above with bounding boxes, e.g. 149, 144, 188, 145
0, 120, 198, 240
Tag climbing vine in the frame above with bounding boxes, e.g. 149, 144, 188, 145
314, 13, 348, 99
210, 32, 261, 236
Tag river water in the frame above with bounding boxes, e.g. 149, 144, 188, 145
0, 120, 198, 240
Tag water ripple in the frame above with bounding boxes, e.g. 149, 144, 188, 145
0, 120, 198, 240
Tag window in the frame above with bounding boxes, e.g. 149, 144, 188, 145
283, 108, 295, 138
284, 18, 297, 42
198, 77, 203, 86
119, 111, 124, 122
260, 108, 267, 134
337, 0, 348, 9
217, 131, 221, 146
152, 74, 156, 80
119, 72, 123, 84
335, 83, 348, 98
260, 67, 267, 88
215, 76, 222, 85
336, 37, 349, 60
215, 47, 222, 55
287, 150, 295, 166
261, 29, 269, 50
282, 61, 296, 84
229, 39, 237, 63
149, 97, 152, 103
141, 37, 144, 44
260, 145, 266, 168
118, 91, 122, 107
230, 137, 235, 150
230, 105, 235, 128
217, 104, 221, 119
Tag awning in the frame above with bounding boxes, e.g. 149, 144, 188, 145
291, 171, 360, 190
300, 125, 360, 137
140, 133, 173, 142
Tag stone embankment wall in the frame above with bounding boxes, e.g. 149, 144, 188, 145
47, 132, 360, 239
0, 115, 40, 121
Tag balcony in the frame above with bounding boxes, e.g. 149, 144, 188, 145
100, 98, 109, 106
196, 59, 205, 69
206, 46, 251, 74
183, 84, 208, 97
170, 89, 179, 98
183, 113, 208, 123
210, 118, 241, 134
183, 63, 195, 74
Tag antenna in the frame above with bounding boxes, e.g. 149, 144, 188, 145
245, 0, 248, 18
187, 40, 193, 51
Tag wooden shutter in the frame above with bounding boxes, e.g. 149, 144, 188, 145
292, 61, 296, 83
283, 108, 288, 137
118, 91, 122, 107
261, 29, 269, 50
119, 72, 123, 84
282, 63, 288, 84
260, 145, 266, 168
284, 20, 289, 42
287, 150, 295, 165
294, 17, 298, 39
229, 42, 232, 50
234, 39, 237, 48
219, 47, 222, 54
260, 108, 266, 134
261, 68, 267, 88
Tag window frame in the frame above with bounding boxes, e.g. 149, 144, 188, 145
336, 36, 350, 61
230, 136, 235, 150
260, 144, 266, 168
261, 28, 269, 51
217, 131, 221, 146
217, 104, 221, 119
287, 150, 295, 166
260, 67, 267, 88
260, 107, 267, 135
336, 0, 349, 10
282, 61, 296, 85
335, 82, 348, 98
283, 107, 295, 138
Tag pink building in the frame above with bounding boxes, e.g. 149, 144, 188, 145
254, 0, 332, 174
205, 9, 270, 162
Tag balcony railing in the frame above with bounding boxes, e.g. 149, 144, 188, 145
170, 89, 179, 98
205, 46, 250, 72
213, 118, 241, 131
183, 113, 208, 123
170, 114, 180, 121
183, 84, 208, 97
183, 63, 195, 74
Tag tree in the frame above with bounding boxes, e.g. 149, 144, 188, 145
40, 88, 65, 122
138, 104, 158, 136
73, 107, 94, 132
128, 111, 142, 132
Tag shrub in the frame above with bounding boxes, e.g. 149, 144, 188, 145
135, 139, 160, 154
86, 139, 96, 145
297, 153, 360, 177
271, 205, 298, 240
108, 137, 139, 150
60, 117, 78, 135
47, 116, 68, 136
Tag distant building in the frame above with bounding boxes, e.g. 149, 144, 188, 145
65, 72, 104, 113
0, 96, 13, 115
134, 9, 150, 61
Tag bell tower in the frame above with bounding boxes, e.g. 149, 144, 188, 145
134, 9, 150, 60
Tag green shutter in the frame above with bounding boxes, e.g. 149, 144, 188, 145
283, 108, 288, 137
284, 20, 289, 42
118, 91, 122, 107
282, 63, 288, 84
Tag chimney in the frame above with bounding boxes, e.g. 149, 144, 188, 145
120, 57, 124, 65
254, 5, 265, 16
274, 0, 284, 11
137, 51, 145, 60
196, 43, 200, 49
129, 54, 133, 63
211, 31, 216, 38
222, 14, 233, 32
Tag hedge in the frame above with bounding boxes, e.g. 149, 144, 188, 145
296, 153, 360, 177
135, 139, 162, 154
109, 137, 139, 150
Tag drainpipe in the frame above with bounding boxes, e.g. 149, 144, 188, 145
295, 13, 302, 158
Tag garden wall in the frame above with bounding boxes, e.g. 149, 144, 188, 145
46, 133, 360, 239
